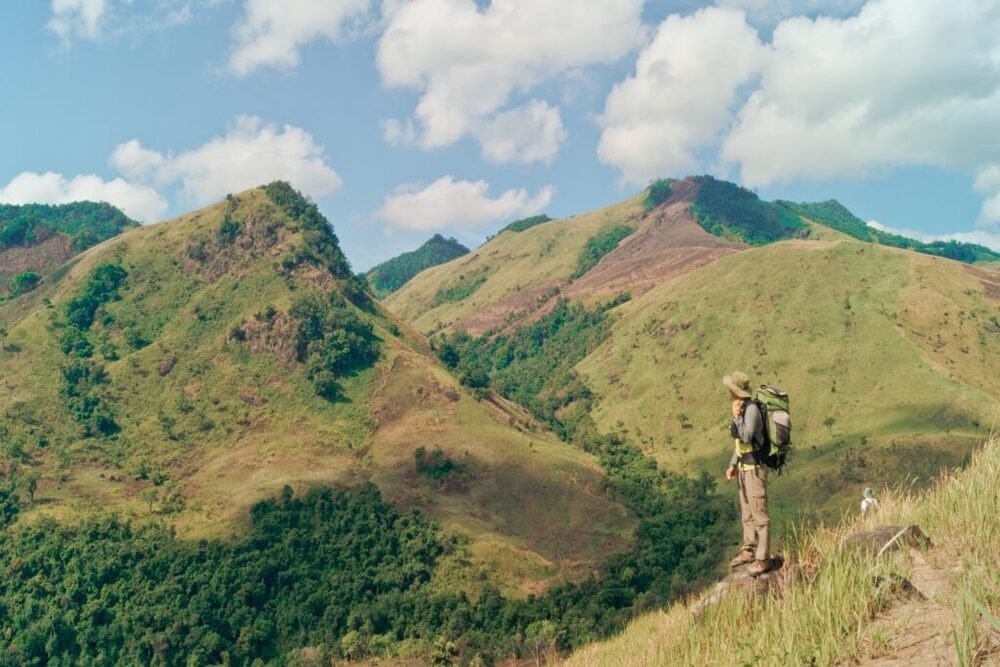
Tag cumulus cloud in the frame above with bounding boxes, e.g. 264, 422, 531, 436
477, 101, 567, 165
228, 0, 373, 76
597, 7, 766, 184
110, 115, 343, 205
867, 220, 1000, 252
721, 0, 1000, 187
0, 171, 167, 221
377, 0, 645, 163
48, 0, 107, 42
599, 0, 1000, 223
376, 176, 554, 231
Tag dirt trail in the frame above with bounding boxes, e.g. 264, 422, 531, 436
859, 547, 960, 666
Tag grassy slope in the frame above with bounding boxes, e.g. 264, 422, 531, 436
0, 189, 632, 596
576, 240, 1000, 522
566, 436, 1000, 666
384, 193, 647, 333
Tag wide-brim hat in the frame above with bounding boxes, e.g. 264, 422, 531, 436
723, 371, 752, 398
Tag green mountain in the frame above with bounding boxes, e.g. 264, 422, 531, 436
389, 176, 1000, 524
0, 201, 138, 298
0, 183, 750, 663
0, 184, 632, 589
366, 233, 469, 297
1, 178, 997, 663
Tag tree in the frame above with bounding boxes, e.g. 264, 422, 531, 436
141, 487, 159, 512
0, 326, 6, 351
19, 472, 39, 504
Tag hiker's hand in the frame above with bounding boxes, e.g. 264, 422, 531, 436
731, 400, 744, 418
725, 465, 737, 480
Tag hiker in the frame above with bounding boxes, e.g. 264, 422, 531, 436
861, 487, 879, 514
723, 371, 772, 577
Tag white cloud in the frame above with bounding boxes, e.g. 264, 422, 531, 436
48, 0, 195, 45
377, 0, 645, 163
597, 7, 766, 184
0, 171, 167, 221
110, 116, 343, 206
867, 220, 1000, 252
721, 0, 1000, 187
48, 0, 107, 42
974, 165, 1000, 227
381, 118, 417, 147
228, 0, 373, 76
376, 176, 554, 231
110, 139, 166, 181
477, 101, 567, 165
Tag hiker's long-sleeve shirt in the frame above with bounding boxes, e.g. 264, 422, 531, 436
729, 401, 764, 466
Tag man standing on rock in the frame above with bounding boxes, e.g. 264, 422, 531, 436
724, 371, 772, 577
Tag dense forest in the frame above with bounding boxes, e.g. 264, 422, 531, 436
367, 234, 469, 296
0, 202, 137, 252
777, 199, 1000, 264
691, 176, 807, 245
0, 471, 724, 665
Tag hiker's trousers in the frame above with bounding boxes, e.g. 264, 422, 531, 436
738, 465, 770, 561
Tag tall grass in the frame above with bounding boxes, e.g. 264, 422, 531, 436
567, 437, 1000, 666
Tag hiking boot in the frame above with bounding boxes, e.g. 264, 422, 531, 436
729, 549, 755, 568
746, 559, 772, 577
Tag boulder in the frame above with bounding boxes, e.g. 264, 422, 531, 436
692, 555, 799, 616
842, 525, 932, 556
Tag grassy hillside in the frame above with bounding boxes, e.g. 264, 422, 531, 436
387, 178, 750, 337
0, 201, 138, 296
567, 435, 1000, 666
576, 239, 1000, 522
366, 233, 469, 297
384, 192, 649, 333
0, 185, 633, 597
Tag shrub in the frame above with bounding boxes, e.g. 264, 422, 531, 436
7, 271, 41, 297
644, 179, 673, 211
571, 225, 634, 278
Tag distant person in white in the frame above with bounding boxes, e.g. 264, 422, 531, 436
861, 487, 879, 514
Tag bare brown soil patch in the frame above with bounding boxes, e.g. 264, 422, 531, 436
454, 280, 566, 336
563, 197, 744, 302
0, 234, 75, 282
963, 264, 1000, 300
453, 181, 744, 334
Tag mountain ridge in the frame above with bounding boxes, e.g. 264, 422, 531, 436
0, 184, 633, 597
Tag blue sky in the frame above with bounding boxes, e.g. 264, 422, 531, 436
2, 0, 999, 270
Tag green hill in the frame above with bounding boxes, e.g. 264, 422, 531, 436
0, 184, 633, 598
689, 175, 807, 245
389, 178, 1000, 524
0, 201, 138, 298
366, 233, 469, 297
778, 199, 1000, 263
576, 239, 999, 521
386, 177, 747, 336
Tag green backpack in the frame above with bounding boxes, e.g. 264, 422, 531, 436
752, 386, 792, 473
